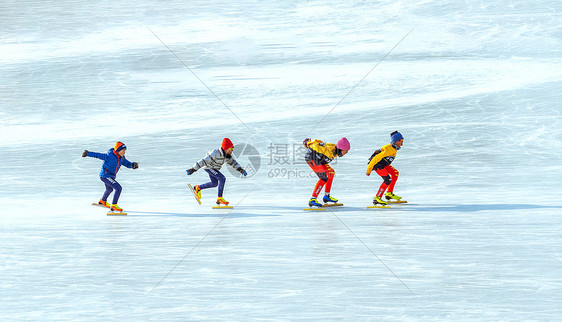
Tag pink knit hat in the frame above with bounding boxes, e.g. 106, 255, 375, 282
336, 137, 350, 150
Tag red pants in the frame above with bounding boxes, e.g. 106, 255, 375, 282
375, 165, 399, 198
307, 160, 335, 198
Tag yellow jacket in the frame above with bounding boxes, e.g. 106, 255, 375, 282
305, 139, 337, 164
366, 144, 397, 175
306, 139, 337, 158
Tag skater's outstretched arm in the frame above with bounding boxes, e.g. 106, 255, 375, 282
82, 150, 109, 161
121, 157, 137, 169
226, 156, 243, 173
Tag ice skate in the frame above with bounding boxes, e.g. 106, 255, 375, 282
384, 192, 407, 204
110, 204, 124, 212
367, 196, 391, 209
212, 197, 233, 209
98, 199, 110, 208
304, 197, 326, 211
384, 192, 402, 201
373, 196, 388, 205
216, 197, 229, 205
194, 185, 202, 200
322, 194, 343, 207
308, 198, 323, 207
322, 194, 338, 203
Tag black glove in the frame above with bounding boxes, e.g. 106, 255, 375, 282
303, 138, 311, 147
239, 168, 247, 177
132, 162, 139, 169
186, 168, 196, 175
82, 150, 88, 157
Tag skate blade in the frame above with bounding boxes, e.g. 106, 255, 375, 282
322, 203, 343, 207
304, 207, 326, 211
367, 205, 391, 209
107, 211, 127, 216
92, 203, 110, 209
187, 184, 202, 205
212, 205, 233, 209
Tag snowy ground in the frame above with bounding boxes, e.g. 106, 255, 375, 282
1, 0, 562, 320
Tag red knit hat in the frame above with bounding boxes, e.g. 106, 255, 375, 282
221, 138, 234, 150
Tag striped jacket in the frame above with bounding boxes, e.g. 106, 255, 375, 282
193, 148, 243, 172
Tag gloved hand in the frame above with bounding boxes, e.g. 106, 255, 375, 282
303, 138, 311, 147
82, 150, 88, 157
239, 169, 247, 177
186, 168, 196, 175
132, 162, 139, 169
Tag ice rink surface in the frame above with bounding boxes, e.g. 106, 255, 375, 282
1, 0, 562, 320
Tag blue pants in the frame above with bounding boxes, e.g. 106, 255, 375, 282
100, 177, 122, 205
199, 169, 226, 197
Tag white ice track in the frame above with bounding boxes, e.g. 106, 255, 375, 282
1, 0, 562, 320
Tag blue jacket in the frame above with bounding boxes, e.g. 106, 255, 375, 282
87, 148, 134, 178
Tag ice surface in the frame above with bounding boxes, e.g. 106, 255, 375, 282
1, 0, 561, 320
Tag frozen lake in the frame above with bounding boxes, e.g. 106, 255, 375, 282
1, 0, 561, 320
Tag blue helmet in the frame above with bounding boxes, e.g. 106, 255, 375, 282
390, 131, 404, 144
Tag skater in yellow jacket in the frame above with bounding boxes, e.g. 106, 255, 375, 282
366, 131, 404, 205
304, 137, 350, 207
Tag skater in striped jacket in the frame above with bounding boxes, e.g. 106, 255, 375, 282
186, 138, 247, 205
366, 131, 404, 205
82, 141, 138, 212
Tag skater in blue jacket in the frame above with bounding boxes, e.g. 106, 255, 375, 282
82, 141, 138, 212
